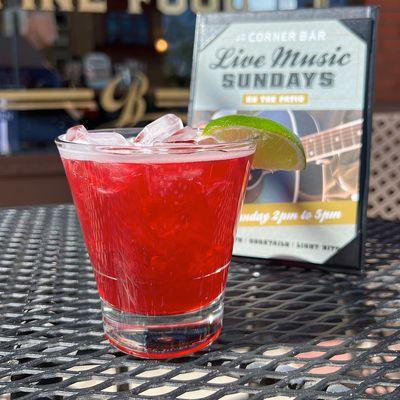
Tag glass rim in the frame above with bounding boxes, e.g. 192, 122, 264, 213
55, 128, 257, 155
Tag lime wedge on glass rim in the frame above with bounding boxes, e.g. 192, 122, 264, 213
202, 115, 306, 171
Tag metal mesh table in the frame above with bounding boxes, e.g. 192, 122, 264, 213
1, 205, 400, 399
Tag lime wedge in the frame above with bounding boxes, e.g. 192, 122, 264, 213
203, 115, 306, 171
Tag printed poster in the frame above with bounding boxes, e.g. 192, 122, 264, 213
189, 7, 377, 270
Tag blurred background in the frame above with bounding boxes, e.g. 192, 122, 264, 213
0, 0, 397, 213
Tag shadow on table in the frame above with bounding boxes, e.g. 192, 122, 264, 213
214, 263, 380, 349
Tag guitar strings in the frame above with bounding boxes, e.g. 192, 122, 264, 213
301, 125, 362, 144
302, 126, 363, 154
303, 137, 361, 151
300, 121, 363, 141
303, 134, 362, 149
303, 136, 362, 159
304, 141, 361, 156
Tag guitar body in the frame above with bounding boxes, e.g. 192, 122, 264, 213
321, 150, 360, 201
298, 163, 325, 202
245, 110, 322, 203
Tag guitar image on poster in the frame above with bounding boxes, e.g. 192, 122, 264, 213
243, 110, 363, 204
189, 8, 377, 269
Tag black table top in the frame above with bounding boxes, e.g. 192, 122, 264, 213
1, 205, 400, 399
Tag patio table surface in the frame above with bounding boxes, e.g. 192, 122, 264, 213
1, 205, 400, 399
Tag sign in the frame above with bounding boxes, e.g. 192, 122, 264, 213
0, 0, 274, 15
189, 7, 378, 271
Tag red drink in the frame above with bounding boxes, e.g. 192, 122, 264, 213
63, 155, 252, 314
57, 131, 255, 358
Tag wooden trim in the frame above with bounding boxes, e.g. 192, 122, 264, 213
0, 88, 95, 102
154, 100, 188, 108
0, 153, 65, 178
142, 112, 187, 123
1, 100, 97, 111
153, 88, 189, 109
154, 88, 190, 100
0, 153, 72, 207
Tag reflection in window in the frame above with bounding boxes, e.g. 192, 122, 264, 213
106, 12, 149, 45
162, 11, 196, 85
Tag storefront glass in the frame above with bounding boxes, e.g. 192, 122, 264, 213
0, 0, 359, 155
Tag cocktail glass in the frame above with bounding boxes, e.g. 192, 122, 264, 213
56, 128, 255, 358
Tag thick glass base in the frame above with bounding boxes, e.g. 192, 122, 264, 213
102, 296, 224, 359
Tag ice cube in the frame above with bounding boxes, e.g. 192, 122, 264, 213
87, 131, 130, 146
163, 127, 199, 143
65, 125, 130, 146
135, 114, 183, 145
65, 125, 89, 143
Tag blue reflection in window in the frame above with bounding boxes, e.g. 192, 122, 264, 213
162, 11, 196, 81
106, 12, 149, 45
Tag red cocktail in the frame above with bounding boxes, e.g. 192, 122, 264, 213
57, 129, 254, 358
